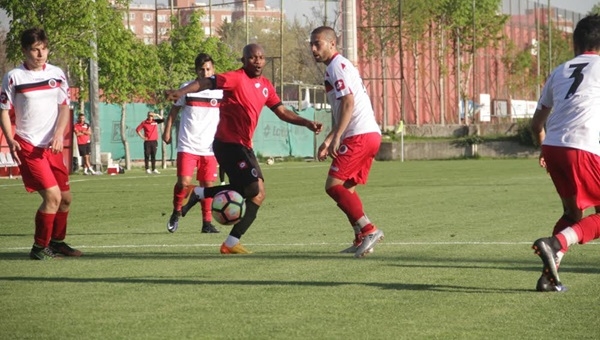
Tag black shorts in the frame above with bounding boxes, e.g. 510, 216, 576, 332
78, 143, 91, 156
213, 139, 263, 189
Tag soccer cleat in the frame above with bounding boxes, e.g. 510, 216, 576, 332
167, 211, 181, 233
201, 222, 220, 233
354, 227, 384, 258
536, 274, 567, 292
49, 241, 83, 257
532, 237, 563, 286
220, 242, 252, 254
29, 245, 62, 260
181, 188, 200, 217
153, 169, 160, 174
146, 169, 151, 174
340, 238, 374, 254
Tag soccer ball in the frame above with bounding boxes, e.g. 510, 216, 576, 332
212, 190, 246, 225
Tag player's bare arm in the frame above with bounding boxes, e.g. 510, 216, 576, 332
165, 77, 212, 101
0, 109, 21, 164
50, 104, 70, 154
317, 131, 335, 161
531, 105, 551, 168
271, 104, 323, 133
329, 94, 354, 158
162, 105, 181, 144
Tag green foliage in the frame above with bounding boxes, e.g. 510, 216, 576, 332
516, 118, 537, 147
157, 11, 239, 103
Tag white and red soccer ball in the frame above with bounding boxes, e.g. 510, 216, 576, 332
211, 190, 246, 225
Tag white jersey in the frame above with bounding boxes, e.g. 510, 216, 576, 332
0, 63, 70, 147
324, 53, 381, 139
175, 81, 222, 155
539, 53, 600, 155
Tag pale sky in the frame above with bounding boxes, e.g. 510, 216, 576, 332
1, 0, 598, 30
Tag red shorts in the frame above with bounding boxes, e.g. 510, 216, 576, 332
176, 152, 218, 182
543, 145, 600, 210
329, 132, 381, 185
15, 135, 70, 193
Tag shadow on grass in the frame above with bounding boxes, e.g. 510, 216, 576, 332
0, 274, 533, 293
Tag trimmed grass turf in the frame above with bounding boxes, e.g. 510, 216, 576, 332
1, 159, 599, 339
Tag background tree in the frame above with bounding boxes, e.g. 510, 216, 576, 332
96, 7, 165, 170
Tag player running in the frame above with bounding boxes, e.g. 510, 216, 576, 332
531, 14, 600, 292
309, 26, 384, 258
163, 53, 222, 234
166, 44, 322, 254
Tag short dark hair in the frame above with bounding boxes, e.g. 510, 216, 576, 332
573, 14, 600, 54
195, 53, 214, 70
20, 28, 49, 49
311, 26, 337, 43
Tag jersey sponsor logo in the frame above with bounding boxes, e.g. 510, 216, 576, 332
210, 98, 218, 106
238, 161, 248, 169
255, 82, 260, 88
335, 79, 345, 91
48, 79, 57, 88
262, 88, 268, 98
338, 144, 348, 154
251, 168, 258, 178
0, 92, 7, 104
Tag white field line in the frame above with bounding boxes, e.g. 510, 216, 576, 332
3, 241, 598, 251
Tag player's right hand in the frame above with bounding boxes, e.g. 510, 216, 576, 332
162, 131, 171, 144
165, 89, 180, 101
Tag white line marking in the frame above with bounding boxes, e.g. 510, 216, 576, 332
3, 241, 598, 251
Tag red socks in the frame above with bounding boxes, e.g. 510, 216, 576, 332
34, 211, 55, 247
326, 185, 364, 224
52, 210, 69, 241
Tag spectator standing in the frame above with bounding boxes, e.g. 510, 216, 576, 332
136, 111, 164, 174
73, 113, 98, 175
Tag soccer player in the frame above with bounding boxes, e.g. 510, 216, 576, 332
74, 113, 97, 175
530, 14, 600, 292
166, 43, 322, 254
163, 53, 221, 234
136, 111, 164, 174
0, 27, 82, 260
309, 26, 384, 258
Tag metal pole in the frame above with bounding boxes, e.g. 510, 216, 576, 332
90, 0, 101, 172
209, 0, 213, 37
536, 0, 540, 98
548, 0, 552, 71
245, 0, 249, 45
280, 0, 284, 97
472, 0, 476, 123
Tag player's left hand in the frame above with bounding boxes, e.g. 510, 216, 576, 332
317, 142, 329, 161
50, 136, 64, 154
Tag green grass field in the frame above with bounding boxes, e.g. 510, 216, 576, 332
1, 159, 599, 339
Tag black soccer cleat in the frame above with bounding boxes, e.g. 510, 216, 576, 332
201, 222, 220, 233
167, 210, 181, 233
532, 237, 563, 288
536, 274, 567, 292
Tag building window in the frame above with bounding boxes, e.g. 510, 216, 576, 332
129, 25, 136, 33
143, 25, 154, 34
129, 13, 135, 20
158, 14, 167, 23
143, 13, 153, 21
